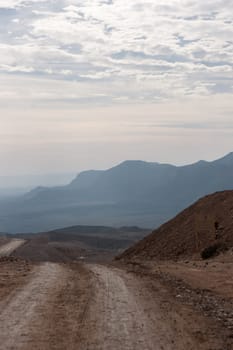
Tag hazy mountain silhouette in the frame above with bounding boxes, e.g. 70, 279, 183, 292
0, 152, 233, 233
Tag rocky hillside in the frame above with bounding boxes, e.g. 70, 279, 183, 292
119, 191, 233, 261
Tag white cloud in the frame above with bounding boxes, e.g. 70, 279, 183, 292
0, 0, 46, 9
0, 0, 232, 174
0, 0, 232, 102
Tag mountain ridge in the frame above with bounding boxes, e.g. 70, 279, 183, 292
24, 152, 233, 198
0, 152, 232, 233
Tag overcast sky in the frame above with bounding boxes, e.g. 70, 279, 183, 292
0, 0, 233, 176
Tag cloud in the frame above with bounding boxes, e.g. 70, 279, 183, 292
0, 0, 232, 103
0, 0, 47, 9
0, 0, 232, 176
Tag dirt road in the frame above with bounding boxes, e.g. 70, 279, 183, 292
79, 264, 157, 350
0, 262, 230, 350
77, 264, 227, 350
0, 262, 64, 350
0, 239, 25, 257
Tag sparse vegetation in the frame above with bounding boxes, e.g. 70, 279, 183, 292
214, 221, 219, 230
201, 243, 228, 260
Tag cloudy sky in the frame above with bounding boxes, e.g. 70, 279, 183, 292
0, 0, 233, 176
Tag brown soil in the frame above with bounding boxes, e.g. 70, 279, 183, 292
12, 235, 116, 263
77, 264, 229, 350
0, 236, 9, 247
0, 257, 31, 300
0, 262, 64, 350
121, 255, 233, 348
0, 258, 232, 349
12, 238, 87, 263
25, 263, 92, 350
119, 191, 233, 261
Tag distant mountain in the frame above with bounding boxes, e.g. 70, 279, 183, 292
213, 152, 233, 165
118, 190, 233, 261
0, 152, 233, 233
69, 170, 103, 189
0, 173, 76, 189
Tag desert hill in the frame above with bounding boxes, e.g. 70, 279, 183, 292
0, 152, 233, 233
11, 225, 149, 262
119, 191, 233, 261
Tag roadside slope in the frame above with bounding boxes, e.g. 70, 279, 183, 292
119, 191, 233, 261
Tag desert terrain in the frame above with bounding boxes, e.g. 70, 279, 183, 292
0, 191, 233, 349
0, 243, 232, 349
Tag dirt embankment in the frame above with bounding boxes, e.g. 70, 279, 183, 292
119, 191, 233, 262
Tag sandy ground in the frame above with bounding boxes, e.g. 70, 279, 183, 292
0, 240, 232, 350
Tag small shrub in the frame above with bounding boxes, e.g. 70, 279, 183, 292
214, 221, 219, 230
201, 243, 228, 260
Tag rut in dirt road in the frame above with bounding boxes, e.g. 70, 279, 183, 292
79, 265, 161, 350
0, 239, 25, 257
0, 262, 64, 350
78, 265, 227, 350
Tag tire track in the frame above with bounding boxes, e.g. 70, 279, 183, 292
79, 264, 160, 350
0, 262, 64, 350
